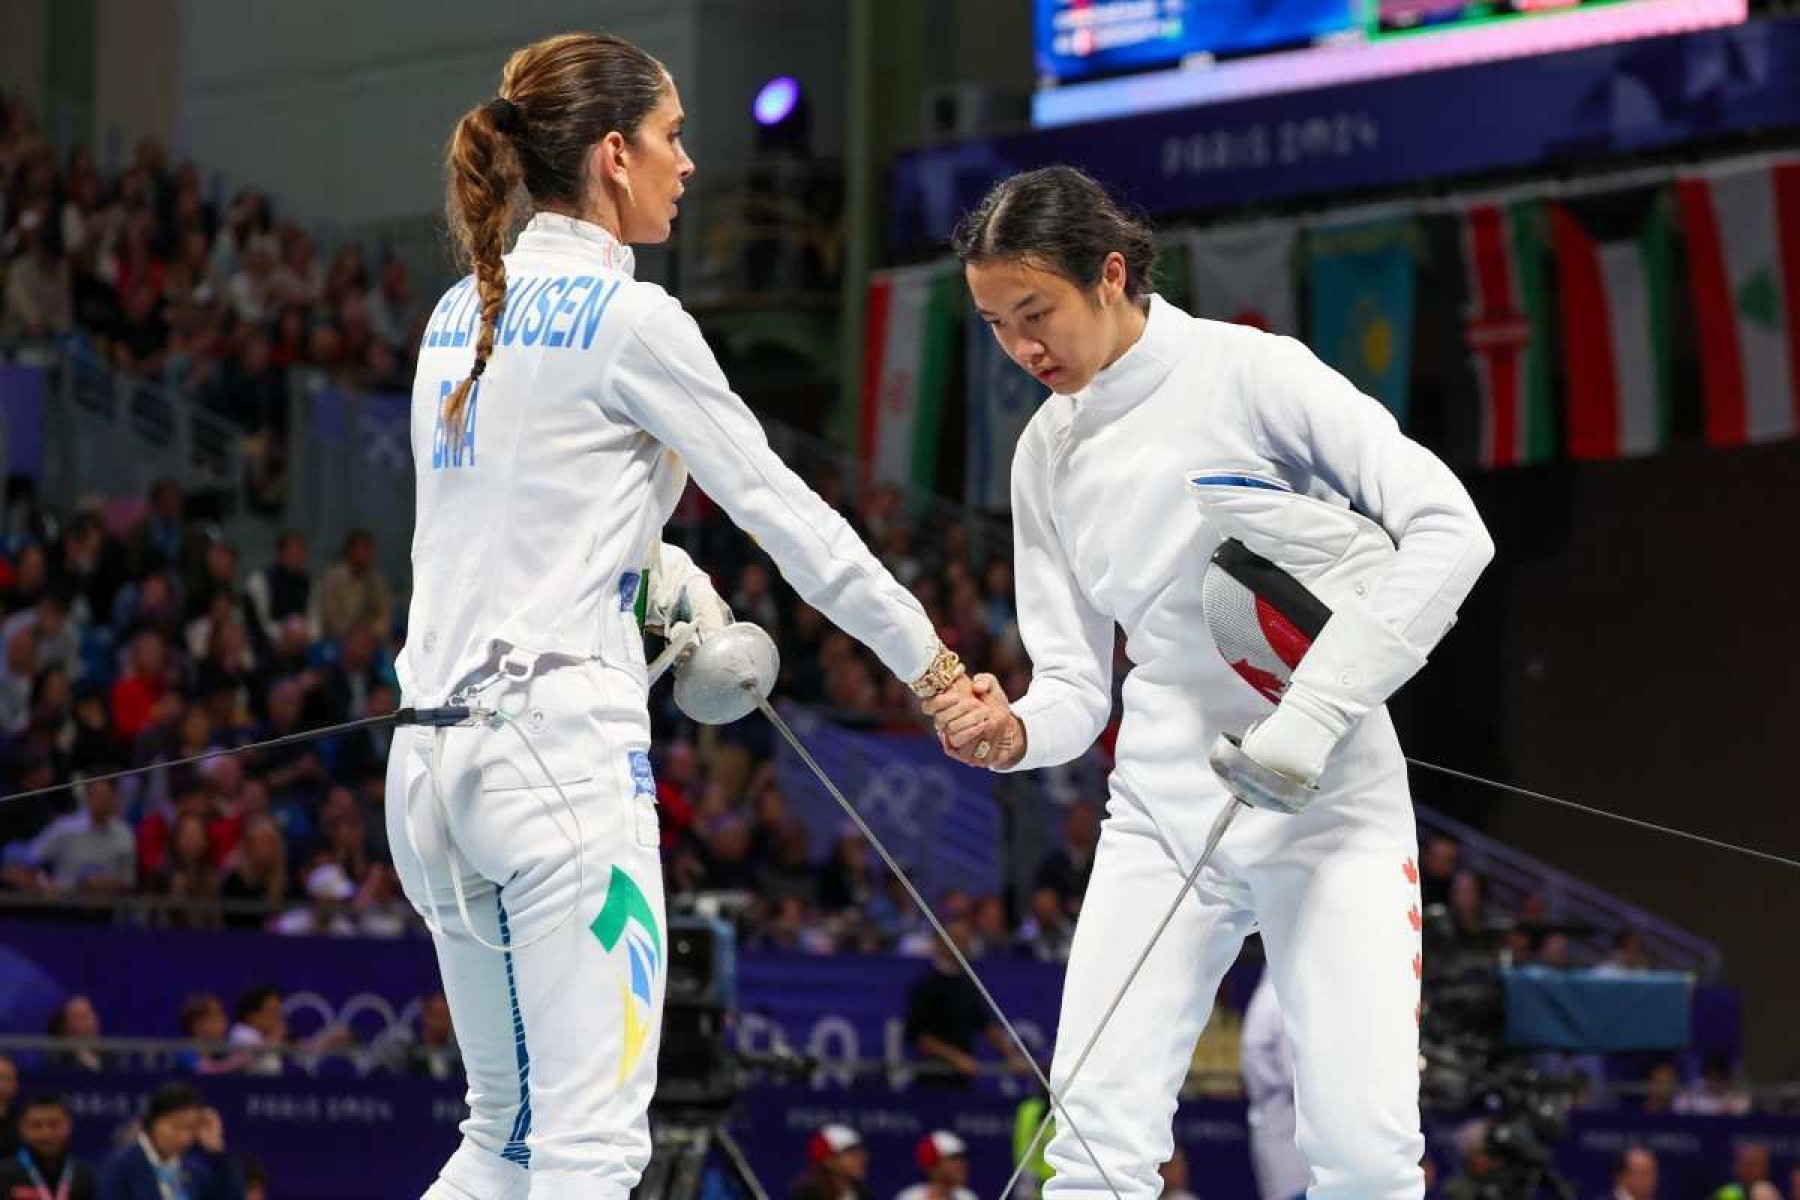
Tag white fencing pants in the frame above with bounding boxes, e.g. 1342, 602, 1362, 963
387, 658, 666, 1200
1042, 777, 1424, 1200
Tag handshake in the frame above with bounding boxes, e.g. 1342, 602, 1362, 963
921, 670, 1024, 771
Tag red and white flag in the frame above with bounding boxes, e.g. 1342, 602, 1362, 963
1676, 158, 1800, 448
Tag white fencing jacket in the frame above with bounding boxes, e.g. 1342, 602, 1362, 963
396, 213, 936, 706
996, 295, 1493, 811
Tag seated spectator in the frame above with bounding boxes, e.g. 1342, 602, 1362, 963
1418, 835, 1459, 910
331, 681, 396, 785
225, 988, 286, 1077
56, 512, 128, 629
758, 820, 817, 908
969, 894, 1010, 959
244, 533, 311, 645
0, 621, 37, 733
109, 630, 176, 745
2, 205, 72, 344
46, 995, 104, 1072
1611, 1145, 1657, 1200
219, 815, 289, 930
209, 332, 287, 435
353, 863, 411, 938
365, 257, 416, 348
0, 1092, 98, 1200
157, 812, 224, 930
731, 561, 781, 632
1034, 801, 1099, 918
123, 481, 185, 578
1446, 869, 1489, 949
317, 622, 388, 725
183, 539, 241, 632
817, 830, 875, 915
109, 211, 165, 302
9, 772, 136, 897
652, 740, 698, 850
1015, 887, 1074, 964
1709, 1142, 1771, 1199
253, 677, 327, 807
1674, 1056, 1751, 1116
895, 1131, 973, 1200
1639, 1059, 1679, 1114
111, 572, 184, 651
270, 860, 358, 937
696, 816, 758, 892
270, 224, 322, 310
6, 543, 51, 616
315, 787, 371, 879
404, 992, 460, 1082
6, 591, 83, 685
113, 283, 169, 378
226, 234, 278, 326
313, 530, 392, 642
96, 1080, 244, 1200
1596, 929, 1650, 974
749, 895, 835, 955
789, 1125, 867, 1200
138, 748, 216, 876
192, 619, 256, 733
176, 993, 252, 1075
902, 919, 1030, 1087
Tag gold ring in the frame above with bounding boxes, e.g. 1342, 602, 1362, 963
975, 740, 992, 760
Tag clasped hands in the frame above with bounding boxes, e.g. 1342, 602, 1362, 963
922, 672, 1025, 770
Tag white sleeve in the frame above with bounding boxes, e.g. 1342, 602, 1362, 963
996, 434, 1115, 772
1248, 335, 1494, 655
609, 298, 937, 683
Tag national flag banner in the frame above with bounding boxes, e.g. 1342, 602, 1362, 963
1182, 223, 1299, 336
860, 262, 962, 491
1305, 217, 1418, 425
1676, 158, 1800, 448
1550, 188, 1676, 460
964, 308, 1046, 510
1454, 198, 1556, 467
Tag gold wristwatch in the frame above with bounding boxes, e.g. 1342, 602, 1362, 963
909, 645, 966, 698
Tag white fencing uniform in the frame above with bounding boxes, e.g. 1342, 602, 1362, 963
996, 296, 1492, 1199
388, 213, 937, 1200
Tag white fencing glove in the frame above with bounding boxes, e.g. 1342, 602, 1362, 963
643, 541, 733, 682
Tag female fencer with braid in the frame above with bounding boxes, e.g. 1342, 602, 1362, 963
389, 33, 975, 1200
927, 167, 1494, 1199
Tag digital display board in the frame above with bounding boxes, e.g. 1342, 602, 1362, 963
1034, 0, 1749, 126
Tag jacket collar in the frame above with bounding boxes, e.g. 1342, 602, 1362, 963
514, 212, 636, 277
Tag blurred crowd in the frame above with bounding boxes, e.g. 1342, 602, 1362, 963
0, 95, 424, 461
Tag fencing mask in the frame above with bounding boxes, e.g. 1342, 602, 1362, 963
1189, 472, 1397, 704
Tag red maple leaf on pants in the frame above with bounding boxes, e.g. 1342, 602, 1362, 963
1408, 904, 1421, 932
1402, 857, 1419, 885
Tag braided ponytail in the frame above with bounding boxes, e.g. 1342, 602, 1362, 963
442, 98, 523, 440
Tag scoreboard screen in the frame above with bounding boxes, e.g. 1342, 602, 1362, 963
1033, 0, 1748, 126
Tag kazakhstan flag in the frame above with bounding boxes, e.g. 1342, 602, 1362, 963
1305, 217, 1419, 427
